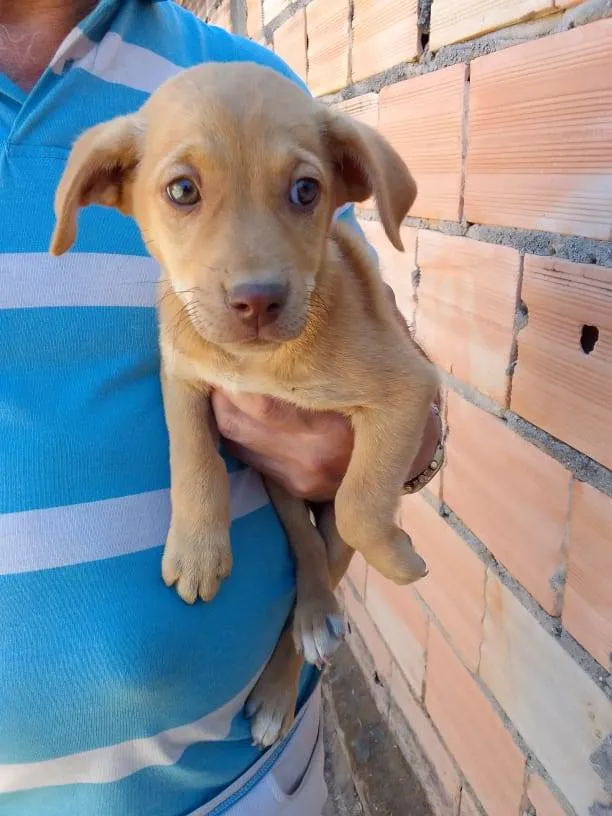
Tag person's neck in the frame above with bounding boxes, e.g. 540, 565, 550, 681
0, 0, 97, 91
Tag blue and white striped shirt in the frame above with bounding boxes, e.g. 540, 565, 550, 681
0, 1, 367, 813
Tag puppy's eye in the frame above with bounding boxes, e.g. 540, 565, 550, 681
166, 178, 201, 207
289, 178, 320, 209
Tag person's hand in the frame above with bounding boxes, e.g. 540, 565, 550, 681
212, 392, 352, 501
211, 285, 443, 502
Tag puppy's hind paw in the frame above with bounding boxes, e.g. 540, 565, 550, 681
245, 677, 298, 748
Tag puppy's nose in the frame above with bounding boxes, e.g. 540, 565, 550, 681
227, 282, 288, 326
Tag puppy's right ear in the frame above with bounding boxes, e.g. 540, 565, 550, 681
50, 115, 145, 256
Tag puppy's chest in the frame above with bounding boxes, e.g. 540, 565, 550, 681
203, 364, 275, 396
170, 347, 362, 409
191, 355, 300, 401
195, 355, 358, 410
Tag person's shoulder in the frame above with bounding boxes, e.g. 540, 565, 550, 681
148, 2, 309, 94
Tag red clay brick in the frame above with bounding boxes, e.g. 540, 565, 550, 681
430, 0, 554, 50
366, 571, 429, 695
345, 585, 393, 683
390, 664, 462, 813
511, 255, 612, 470
416, 232, 521, 404
443, 392, 570, 613
245, 0, 262, 36
306, 0, 350, 96
426, 626, 525, 816
400, 495, 485, 672
465, 21, 612, 240
334, 93, 379, 128
273, 10, 307, 82
527, 774, 566, 816
359, 219, 417, 327
481, 574, 612, 815
564, 482, 612, 669
351, 0, 419, 82
379, 65, 467, 221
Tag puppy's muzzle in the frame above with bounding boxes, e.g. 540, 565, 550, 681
226, 282, 288, 329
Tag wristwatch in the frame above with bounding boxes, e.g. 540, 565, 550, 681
402, 404, 445, 495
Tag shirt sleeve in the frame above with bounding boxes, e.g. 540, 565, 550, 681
333, 203, 380, 269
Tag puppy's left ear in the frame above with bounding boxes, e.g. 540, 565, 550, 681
319, 108, 416, 251
50, 114, 145, 256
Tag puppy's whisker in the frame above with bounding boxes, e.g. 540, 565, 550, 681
167, 296, 203, 345
157, 286, 200, 307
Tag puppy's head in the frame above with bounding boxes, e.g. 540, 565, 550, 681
51, 63, 416, 348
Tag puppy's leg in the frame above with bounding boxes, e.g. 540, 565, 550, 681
335, 357, 438, 584
245, 624, 302, 748
161, 369, 232, 604
265, 479, 345, 665
245, 485, 348, 748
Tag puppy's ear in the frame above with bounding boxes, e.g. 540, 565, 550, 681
50, 115, 145, 256
320, 108, 416, 251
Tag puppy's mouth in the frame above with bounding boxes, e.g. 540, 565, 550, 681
221, 318, 305, 346
185, 308, 307, 348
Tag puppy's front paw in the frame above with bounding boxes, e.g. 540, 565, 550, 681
162, 524, 232, 604
293, 592, 345, 668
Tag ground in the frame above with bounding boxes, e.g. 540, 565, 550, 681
323, 644, 433, 816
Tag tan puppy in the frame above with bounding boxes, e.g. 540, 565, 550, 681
50, 63, 439, 746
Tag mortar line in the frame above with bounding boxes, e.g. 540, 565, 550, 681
475, 566, 489, 677
419, 614, 431, 703
458, 61, 470, 223
303, 3, 309, 78
520, 761, 533, 815
553, 475, 575, 617
505, 254, 525, 410
347, 0, 355, 88
356, 208, 612, 268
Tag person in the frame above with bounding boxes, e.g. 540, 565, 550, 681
0, 1, 443, 814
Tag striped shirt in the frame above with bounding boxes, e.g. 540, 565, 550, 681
0, 1, 367, 814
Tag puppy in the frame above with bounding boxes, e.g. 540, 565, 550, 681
50, 62, 439, 746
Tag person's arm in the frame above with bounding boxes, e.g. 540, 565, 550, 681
212, 390, 443, 502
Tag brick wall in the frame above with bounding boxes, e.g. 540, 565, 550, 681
178, 2, 612, 814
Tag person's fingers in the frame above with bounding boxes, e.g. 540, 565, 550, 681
223, 438, 336, 500
212, 393, 275, 452
222, 439, 285, 480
